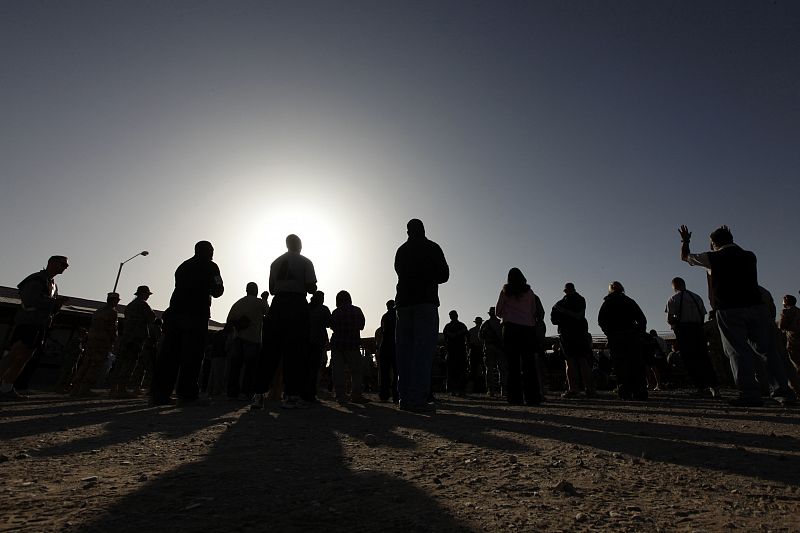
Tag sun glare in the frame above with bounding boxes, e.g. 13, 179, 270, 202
252, 205, 346, 283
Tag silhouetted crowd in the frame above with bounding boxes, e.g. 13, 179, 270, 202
1, 221, 799, 411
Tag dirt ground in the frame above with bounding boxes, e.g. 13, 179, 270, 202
1, 388, 799, 533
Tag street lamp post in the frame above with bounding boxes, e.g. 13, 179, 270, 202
112, 251, 149, 294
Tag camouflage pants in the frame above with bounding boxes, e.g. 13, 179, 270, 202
71, 344, 111, 394
108, 338, 144, 387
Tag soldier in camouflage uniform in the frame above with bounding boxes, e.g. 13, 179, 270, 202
0, 255, 69, 401
108, 286, 155, 397
71, 293, 120, 397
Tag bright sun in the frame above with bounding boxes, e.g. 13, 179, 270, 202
238, 204, 346, 286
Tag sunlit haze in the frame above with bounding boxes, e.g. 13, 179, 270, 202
2, 1, 798, 335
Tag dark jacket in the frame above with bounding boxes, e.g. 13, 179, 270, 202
15, 270, 59, 328
122, 297, 156, 341
167, 256, 224, 318
598, 292, 646, 335
707, 245, 761, 310
394, 236, 449, 307
380, 310, 397, 353
551, 292, 589, 338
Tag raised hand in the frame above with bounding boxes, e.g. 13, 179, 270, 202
679, 225, 692, 242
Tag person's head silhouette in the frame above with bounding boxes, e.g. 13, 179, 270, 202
407, 219, 425, 238
286, 234, 302, 252
195, 241, 214, 260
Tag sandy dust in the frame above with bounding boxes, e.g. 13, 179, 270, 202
1, 389, 799, 532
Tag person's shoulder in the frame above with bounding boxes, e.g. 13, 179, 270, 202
426, 238, 444, 252
271, 251, 289, 264
19, 270, 46, 287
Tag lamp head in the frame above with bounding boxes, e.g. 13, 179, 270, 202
141, 251, 149, 256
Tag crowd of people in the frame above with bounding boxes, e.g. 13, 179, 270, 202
1, 221, 799, 412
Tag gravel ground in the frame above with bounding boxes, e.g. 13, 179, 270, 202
1, 389, 799, 532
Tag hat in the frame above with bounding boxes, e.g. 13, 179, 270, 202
107, 292, 121, 301
135, 285, 153, 296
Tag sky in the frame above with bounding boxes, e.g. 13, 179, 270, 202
1, 1, 799, 335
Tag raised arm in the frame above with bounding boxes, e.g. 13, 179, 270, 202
679, 225, 692, 262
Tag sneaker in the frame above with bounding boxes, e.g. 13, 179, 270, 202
250, 393, 265, 410
560, 390, 578, 399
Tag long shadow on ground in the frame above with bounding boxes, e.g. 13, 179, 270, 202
80, 401, 482, 533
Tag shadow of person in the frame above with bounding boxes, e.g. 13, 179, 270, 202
78, 401, 481, 532
25, 397, 243, 458
446, 398, 800, 487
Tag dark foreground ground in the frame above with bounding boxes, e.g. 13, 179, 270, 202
1, 389, 799, 532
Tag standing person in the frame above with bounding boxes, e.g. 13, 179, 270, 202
598, 281, 648, 401
495, 268, 543, 405
665, 277, 719, 397
378, 300, 398, 403
225, 282, 268, 400
468, 317, 486, 394
267, 234, 317, 409
306, 291, 331, 403
55, 327, 87, 393
394, 219, 450, 413
109, 285, 155, 398
480, 306, 507, 397
443, 310, 469, 396
643, 330, 667, 391
329, 290, 367, 404
0, 255, 69, 400
151, 241, 224, 406
207, 324, 234, 398
551, 282, 595, 398
679, 225, 796, 406
760, 287, 800, 395
71, 293, 120, 397
779, 295, 800, 374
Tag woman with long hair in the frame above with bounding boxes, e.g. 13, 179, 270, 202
495, 267, 543, 405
